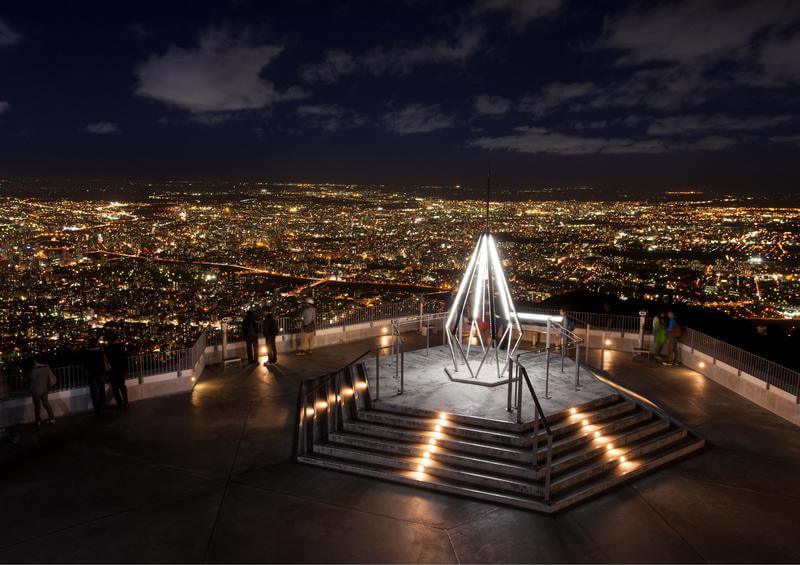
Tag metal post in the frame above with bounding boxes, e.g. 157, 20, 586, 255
375, 353, 380, 401
516, 364, 523, 424
507, 357, 513, 412
426, 318, 430, 356
221, 320, 228, 367
638, 312, 646, 350
585, 323, 590, 366
544, 349, 551, 399
532, 403, 539, 469
560, 332, 565, 373
419, 295, 424, 332
544, 434, 553, 503
400, 350, 404, 395
601, 330, 606, 371
575, 343, 581, 390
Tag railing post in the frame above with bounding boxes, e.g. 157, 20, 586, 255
516, 363, 523, 424
544, 348, 551, 399
532, 403, 539, 469
400, 350, 404, 395
601, 330, 606, 371
544, 434, 553, 503
375, 353, 380, 401
507, 357, 513, 412
575, 343, 581, 391
585, 323, 590, 365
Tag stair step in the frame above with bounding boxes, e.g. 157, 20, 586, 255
369, 393, 622, 432
328, 431, 539, 480
546, 399, 637, 440
314, 443, 543, 496
548, 409, 654, 456
550, 428, 688, 494
549, 419, 670, 474
297, 453, 551, 512
550, 436, 706, 510
342, 420, 533, 463
358, 410, 526, 446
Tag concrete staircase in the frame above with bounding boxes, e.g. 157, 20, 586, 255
296, 362, 705, 513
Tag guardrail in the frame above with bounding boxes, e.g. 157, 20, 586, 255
683, 327, 800, 397
1, 332, 207, 401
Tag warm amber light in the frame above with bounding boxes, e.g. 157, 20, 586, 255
434, 425, 442, 432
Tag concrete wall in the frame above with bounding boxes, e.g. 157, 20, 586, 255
0, 371, 196, 428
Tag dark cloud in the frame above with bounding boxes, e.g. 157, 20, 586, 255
85, 121, 120, 134
600, 0, 798, 65
646, 114, 794, 136
134, 27, 306, 117
471, 126, 735, 155
383, 103, 454, 134
0, 17, 22, 46
474, 94, 511, 116
297, 104, 365, 132
300, 50, 356, 85
473, 0, 562, 29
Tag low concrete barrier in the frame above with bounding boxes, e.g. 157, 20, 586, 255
0, 372, 195, 428
583, 328, 800, 427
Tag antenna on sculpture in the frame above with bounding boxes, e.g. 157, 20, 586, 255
486, 159, 491, 234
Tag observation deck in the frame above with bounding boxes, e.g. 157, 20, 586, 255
2, 321, 799, 562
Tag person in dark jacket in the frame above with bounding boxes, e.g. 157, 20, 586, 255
262, 310, 279, 365
242, 309, 259, 364
28, 356, 56, 426
104, 332, 129, 410
82, 339, 108, 414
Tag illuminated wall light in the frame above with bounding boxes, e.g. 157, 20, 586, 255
604, 339, 612, 346
191, 377, 196, 382
343, 387, 354, 397
698, 361, 706, 368
439, 412, 448, 421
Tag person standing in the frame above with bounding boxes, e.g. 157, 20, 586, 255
28, 356, 56, 426
242, 309, 259, 364
82, 339, 109, 414
663, 311, 683, 366
262, 310, 279, 365
105, 332, 129, 410
299, 298, 316, 355
651, 312, 667, 359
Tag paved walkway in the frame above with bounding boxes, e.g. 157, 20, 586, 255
1, 337, 799, 563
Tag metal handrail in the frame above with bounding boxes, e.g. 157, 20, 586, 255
510, 357, 555, 503
303, 350, 371, 398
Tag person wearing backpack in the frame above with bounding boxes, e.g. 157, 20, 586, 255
28, 356, 56, 426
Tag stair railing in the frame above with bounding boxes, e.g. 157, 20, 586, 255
296, 350, 371, 459
509, 356, 555, 503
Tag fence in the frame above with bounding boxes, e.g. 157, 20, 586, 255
683, 327, 800, 397
1, 332, 208, 401
210, 297, 444, 345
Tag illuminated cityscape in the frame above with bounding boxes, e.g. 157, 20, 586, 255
2, 180, 799, 365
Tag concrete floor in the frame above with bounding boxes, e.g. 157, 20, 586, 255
1, 335, 800, 563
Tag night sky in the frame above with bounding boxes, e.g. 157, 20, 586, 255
1, 1, 800, 192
